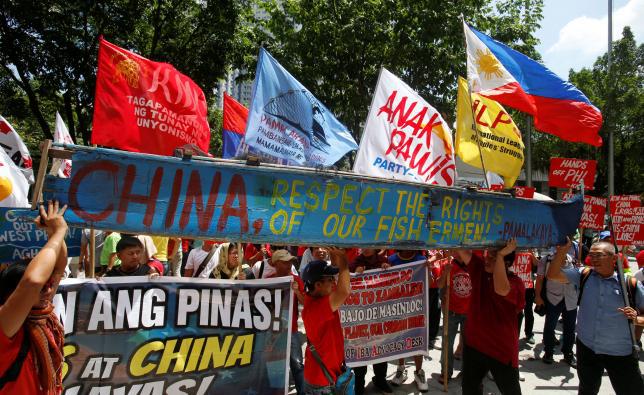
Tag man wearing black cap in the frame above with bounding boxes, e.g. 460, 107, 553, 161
301, 247, 351, 394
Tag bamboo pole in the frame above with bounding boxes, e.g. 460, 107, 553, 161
442, 268, 451, 392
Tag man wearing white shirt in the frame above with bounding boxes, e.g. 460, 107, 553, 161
184, 241, 218, 278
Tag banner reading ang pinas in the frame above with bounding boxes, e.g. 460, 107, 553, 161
340, 261, 428, 366
54, 277, 292, 395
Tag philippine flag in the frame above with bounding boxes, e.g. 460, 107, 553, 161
222, 93, 248, 159
464, 22, 603, 147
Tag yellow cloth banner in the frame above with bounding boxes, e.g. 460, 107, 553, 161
456, 77, 524, 186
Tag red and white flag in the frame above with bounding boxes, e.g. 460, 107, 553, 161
53, 112, 73, 177
0, 148, 29, 207
91, 37, 211, 156
353, 68, 456, 185
0, 115, 34, 184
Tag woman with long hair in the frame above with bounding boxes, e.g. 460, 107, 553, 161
0, 201, 68, 394
211, 243, 246, 280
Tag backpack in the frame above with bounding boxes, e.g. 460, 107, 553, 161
577, 267, 638, 308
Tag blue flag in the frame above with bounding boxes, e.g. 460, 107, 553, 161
243, 48, 358, 166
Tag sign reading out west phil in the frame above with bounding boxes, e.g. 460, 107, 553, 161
0, 208, 81, 262
43, 146, 583, 248
54, 277, 292, 395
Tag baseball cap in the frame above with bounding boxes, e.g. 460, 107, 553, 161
301, 260, 338, 285
271, 249, 296, 262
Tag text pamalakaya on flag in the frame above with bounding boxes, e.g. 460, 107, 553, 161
91, 38, 210, 156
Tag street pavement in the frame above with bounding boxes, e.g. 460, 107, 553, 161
293, 311, 644, 394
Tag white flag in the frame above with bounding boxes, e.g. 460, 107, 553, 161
53, 112, 73, 178
0, 115, 34, 184
353, 68, 456, 185
0, 148, 29, 207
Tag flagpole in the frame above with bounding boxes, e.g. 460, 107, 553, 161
525, 116, 533, 187
461, 16, 490, 188
607, 0, 614, 195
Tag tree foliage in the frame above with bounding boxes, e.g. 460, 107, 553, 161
0, 0, 251, 152
532, 27, 643, 195
256, 0, 544, 144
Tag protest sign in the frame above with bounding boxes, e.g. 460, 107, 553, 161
548, 158, 596, 190
0, 208, 81, 262
514, 186, 535, 199
609, 195, 643, 246
53, 112, 74, 177
455, 77, 524, 186
91, 38, 210, 156
243, 48, 357, 166
510, 252, 534, 289
44, 145, 584, 249
563, 193, 606, 230
54, 276, 292, 395
0, 149, 29, 208
341, 260, 428, 366
354, 69, 455, 186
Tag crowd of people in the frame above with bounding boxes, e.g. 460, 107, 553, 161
0, 202, 643, 394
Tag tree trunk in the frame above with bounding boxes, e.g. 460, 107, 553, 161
63, 91, 77, 143
16, 68, 52, 140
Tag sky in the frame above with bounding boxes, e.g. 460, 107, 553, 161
535, 0, 643, 79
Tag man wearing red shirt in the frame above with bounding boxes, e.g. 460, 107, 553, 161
461, 240, 525, 394
436, 250, 472, 383
301, 248, 352, 394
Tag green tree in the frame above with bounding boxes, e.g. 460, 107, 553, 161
0, 0, 251, 151
255, 0, 543, 150
532, 27, 643, 195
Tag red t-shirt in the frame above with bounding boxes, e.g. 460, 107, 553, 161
447, 259, 472, 314
464, 254, 525, 367
302, 294, 345, 386
0, 328, 41, 394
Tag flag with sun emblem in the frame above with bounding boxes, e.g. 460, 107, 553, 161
91, 37, 211, 156
463, 21, 602, 147
0, 116, 34, 184
455, 77, 524, 187
0, 148, 29, 208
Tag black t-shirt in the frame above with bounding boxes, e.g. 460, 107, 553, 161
105, 264, 151, 277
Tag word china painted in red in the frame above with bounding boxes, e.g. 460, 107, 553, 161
562, 193, 606, 230
379, 91, 455, 185
548, 158, 597, 190
609, 195, 644, 246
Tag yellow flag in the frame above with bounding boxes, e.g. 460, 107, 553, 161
456, 77, 524, 186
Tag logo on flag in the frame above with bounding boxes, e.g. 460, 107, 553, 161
353, 68, 455, 186
243, 48, 357, 166
456, 77, 524, 186
0, 116, 34, 184
91, 37, 211, 156
53, 112, 74, 177
0, 148, 29, 208
464, 21, 602, 147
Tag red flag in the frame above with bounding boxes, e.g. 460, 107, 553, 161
91, 38, 210, 155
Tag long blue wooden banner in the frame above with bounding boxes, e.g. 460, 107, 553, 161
43, 145, 583, 248
0, 207, 82, 262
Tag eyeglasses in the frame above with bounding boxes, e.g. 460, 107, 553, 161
588, 253, 613, 259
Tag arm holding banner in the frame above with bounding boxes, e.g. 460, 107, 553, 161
494, 239, 516, 296
329, 248, 351, 312
546, 238, 572, 282
0, 201, 68, 338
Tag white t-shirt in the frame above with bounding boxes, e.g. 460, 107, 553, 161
250, 259, 298, 278
185, 248, 217, 278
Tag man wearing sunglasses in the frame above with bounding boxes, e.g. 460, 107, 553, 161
547, 239, 644, 395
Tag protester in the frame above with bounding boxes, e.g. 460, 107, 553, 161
349, 249, 391, 394
461, 240, 525, 394
436, 249, 472, 384
80, 228, 105, 275
539, 246, 578, 367
547, 239, 644, 395
247, 245, 297, 279
267, 249, 305, 394
210, 243, 246, 280
184, 241, 218, 278
300, 247, 329, 275
104, 237, 152, 277
426, 249, 444, 351
136, 234, 157, 265
516, 251, 538, 345
386, 249, 428, 392
0, 201, 67, 394
99, 231, 121, 276
166, 237, 182, 277
301, 249, 352, 394
150, 236, 169, 274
